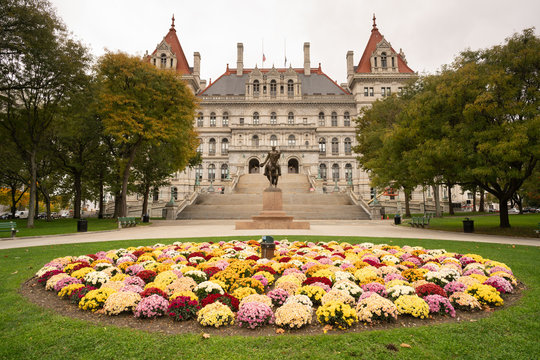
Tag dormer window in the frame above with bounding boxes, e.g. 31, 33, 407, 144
253, 80, 260, 94
287, 80, 294, 96
391, 57, 395, 68
374, 57, 377, 68
381, 52, 387, 68
270, 80, 277, 97
160, 54, 167, 68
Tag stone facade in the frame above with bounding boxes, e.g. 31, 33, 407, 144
128, 15, 471, 217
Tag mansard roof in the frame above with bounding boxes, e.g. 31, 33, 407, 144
200, 67, 350, 96
356, 15, 414, 74
151, 15, 191, 75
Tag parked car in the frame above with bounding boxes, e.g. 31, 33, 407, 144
15, 211, 28, 219
37, 212, 47, 219
0, 212, 10, 220
508, 208, 519, 214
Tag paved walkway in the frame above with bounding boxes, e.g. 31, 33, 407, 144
0, 220, 538, 249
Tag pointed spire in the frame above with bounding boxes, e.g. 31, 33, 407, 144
170, 14, 176, 32
372, 13, 378, 31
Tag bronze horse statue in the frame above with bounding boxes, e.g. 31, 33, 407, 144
261, 147, 281, 188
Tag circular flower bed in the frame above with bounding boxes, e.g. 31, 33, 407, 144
33, 240, 518, 332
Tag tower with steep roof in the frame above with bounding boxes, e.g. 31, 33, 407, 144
145, 15, 202, 94
346, 14, 417, 112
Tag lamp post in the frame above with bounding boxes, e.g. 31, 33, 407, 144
208, 178, 214, 192
334, 179, 339, 192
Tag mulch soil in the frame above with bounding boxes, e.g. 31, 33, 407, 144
20, 277, 525, 337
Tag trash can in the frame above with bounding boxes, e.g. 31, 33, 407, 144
463, 218, 474, 233
142, 214, 150, 223
261, 236, 276, 260
77, 219, 88, 232
394, 214, 401, 225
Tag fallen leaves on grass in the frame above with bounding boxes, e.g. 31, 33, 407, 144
400, 343, 411, 348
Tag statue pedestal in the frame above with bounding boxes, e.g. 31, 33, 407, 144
235, 188, 310, 229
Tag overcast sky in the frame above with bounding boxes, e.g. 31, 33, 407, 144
50, 0, 539, 84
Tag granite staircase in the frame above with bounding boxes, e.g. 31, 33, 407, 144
177, 174, 371, 220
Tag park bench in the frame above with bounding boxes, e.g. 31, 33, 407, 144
118, 217, 137, 228
0, 222, 18, 238
409, 213, 433, 228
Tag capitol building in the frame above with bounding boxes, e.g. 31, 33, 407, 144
125, 15, 469, 218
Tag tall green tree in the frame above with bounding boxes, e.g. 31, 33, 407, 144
52, 77, 103, 219
455, 29, 539, 227
96, 52, 198, 217
355, 91, 419, 216
0, 0, 90, 227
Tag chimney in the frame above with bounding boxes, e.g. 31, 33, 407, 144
193, 52, 200, 76
303, 42, 310, 75
237, 43, 243, 76
346, 51, 354, 77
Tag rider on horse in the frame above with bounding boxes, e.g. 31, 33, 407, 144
260, 146, 281, 187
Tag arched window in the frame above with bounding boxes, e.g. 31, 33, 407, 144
197, 112, 203, 127
331, 112, 338, 126
195, 165, 203, 182
381, 52, 387, 68
222, 112, 229, 127
344, 112, 350, 127
331, 137, 339, 155
270, 135, 278, 147
172, 187, 178, 200
221, 138, 229, 155
345, 163, 353, 182
344, 137, 352, 155
332, 164, 340, 181
319, 137, 326, 154
288, 112, 294, 125
253, 112, 260, 125
221, 164, 228, 180
210, 112, 216, 127
196, 139, 203, 154
288, 134, 296, 146
287, 80, 294, 96
152, 188, 159, 201
270, 112, 277, 125
160, 53, 167, 68
208, 164, 215, 181
270, 80, 277, 96
253, 80, 260, 94
318, 112, 325, 126
208, 138, 216, 155
252, 135, 259, 147
319, 164, 327, 179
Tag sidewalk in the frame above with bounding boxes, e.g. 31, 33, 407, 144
0, 220, 538, 250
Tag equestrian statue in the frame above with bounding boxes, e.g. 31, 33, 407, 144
260, 146, 281, 188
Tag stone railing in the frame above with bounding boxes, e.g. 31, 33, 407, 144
347, 189, 372, 220
175, 190, 200, 217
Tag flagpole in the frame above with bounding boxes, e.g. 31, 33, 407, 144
284, 38, 287, 67
262, 39, 265, 68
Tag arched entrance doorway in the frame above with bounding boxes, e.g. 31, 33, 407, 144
249, 158, 260, 173
287, 158, 299, 174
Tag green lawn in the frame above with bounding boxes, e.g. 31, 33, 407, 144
0, 218, 148, 238
0, 235, 539, 360
403, 213, 540, 238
